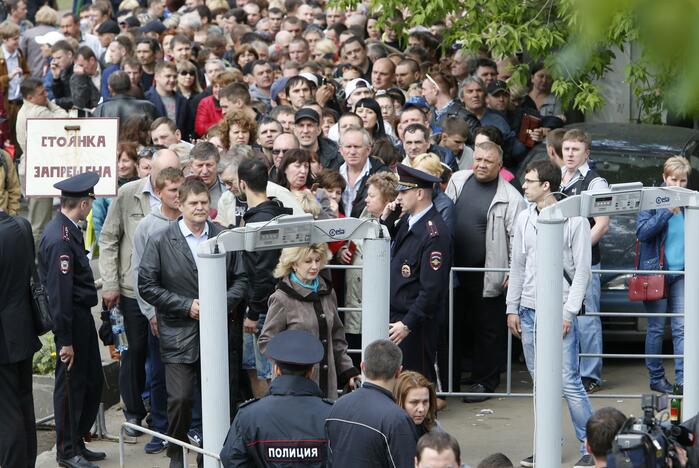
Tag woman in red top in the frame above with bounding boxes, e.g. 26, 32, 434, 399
194, 70, 239, 137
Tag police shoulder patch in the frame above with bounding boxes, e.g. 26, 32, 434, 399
429, 251, 443, 271
427, 220, 439, 237
59, 255, 71, 275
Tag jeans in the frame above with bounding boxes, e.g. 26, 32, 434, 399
579, 263, 603, 383
242, 314, 272, 380
119, 296, 149, 421
643, 275, 684, 385
519, 306, 593, 453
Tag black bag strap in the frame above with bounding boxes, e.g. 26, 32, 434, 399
563, 270, 573, 286
14, 216, 39, 283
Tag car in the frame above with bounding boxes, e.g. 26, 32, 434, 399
517, 122, 699, 341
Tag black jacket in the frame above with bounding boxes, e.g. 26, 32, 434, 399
342, 156, 388, 218
318, 137, 343, 171
52, 64, 74, 110
220, 375, 333, 468
138, 220, 248, 364
242, 198, 292, 321
432, 100, 481, 139
325, 382, 417, 468
0, 213, 41, 363
69, 72, 101, 110
92, 94, 157, 122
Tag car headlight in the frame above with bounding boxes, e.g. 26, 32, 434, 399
603, 274, 632, 291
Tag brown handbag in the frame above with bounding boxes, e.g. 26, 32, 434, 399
627, 241, 667, 302
517, 114, 542, 148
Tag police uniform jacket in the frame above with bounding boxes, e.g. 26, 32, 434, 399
137, 219, 248, 364
388, 205, 452, 332
219, 374, 333, 468
38, 212, 98, 348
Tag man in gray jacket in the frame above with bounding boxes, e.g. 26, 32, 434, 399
138, 177, 248, 468
445, 140, 526, 401
505, 159, 594, 468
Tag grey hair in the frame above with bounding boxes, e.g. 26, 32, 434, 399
339, 127, 373, 148
219, 145, 256, 173
362, 339, 402, 380
474, 140, 504, 162
461, 75, 486, 94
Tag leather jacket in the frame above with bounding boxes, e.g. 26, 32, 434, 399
138, 220, 248, 364
92, 94, 157, 121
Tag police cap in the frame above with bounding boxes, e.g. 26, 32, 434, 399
395, 164, 440, 192
53, 172, 100, 198
265, 330, 324, 366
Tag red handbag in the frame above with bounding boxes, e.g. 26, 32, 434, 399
627, 241, 667, 302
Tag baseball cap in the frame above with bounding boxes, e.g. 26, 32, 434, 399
270, 76, 290, 101
344, 78, 372, 101
96, 19, 120, 35
294, 108, 320, 124
486, 80, 509, 95
35, 31, 65, 46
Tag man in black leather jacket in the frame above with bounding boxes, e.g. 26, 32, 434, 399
92, 71, 157, 121
138, 177, 248, 468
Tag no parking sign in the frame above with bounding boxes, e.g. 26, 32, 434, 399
25, 118, 119, 197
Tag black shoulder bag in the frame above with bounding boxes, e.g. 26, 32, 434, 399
16, 217, 53, 335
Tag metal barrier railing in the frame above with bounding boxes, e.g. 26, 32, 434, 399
119, 422, 222, 468
326, 263, 686, 397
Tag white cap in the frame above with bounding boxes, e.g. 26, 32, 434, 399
344, 78, 372, 101
35, 31, 65, 46
299, 72, 319, 87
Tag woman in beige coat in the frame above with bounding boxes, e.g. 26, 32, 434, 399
258, 243, 360, 399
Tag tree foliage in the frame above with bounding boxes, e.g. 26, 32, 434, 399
335, 0, 699, 122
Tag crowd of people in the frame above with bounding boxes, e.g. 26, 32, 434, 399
0, 0, 694, 467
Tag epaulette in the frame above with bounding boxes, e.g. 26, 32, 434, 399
238, 397, 260, 409
427, 220, 439, 238
62, 224, 70, 242
321, 398, 334, 405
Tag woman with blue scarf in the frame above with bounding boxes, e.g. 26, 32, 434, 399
258, 243, 360, 399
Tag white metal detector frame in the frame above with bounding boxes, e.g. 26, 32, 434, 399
534, 183, 699, 467
196, 215, 391, 467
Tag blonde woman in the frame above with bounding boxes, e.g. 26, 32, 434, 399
258, 244, 360, 399
176, 61, 202, 102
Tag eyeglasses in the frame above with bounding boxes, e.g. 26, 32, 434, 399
523, 178, 541, 185
137, 146, 158, 159
272, 148, 293, 155
179, 70, 196, 76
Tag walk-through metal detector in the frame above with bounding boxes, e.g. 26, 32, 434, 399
535, 183, 699, 466
196, 215, 390, 467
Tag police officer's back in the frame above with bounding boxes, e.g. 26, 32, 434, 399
38, 173, 105, 468
220, 330, 333, 467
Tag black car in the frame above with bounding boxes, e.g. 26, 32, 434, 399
517, 123, 699, 341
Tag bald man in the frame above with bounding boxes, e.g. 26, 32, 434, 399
99, 148, 182, 433
371, 57, 396, 91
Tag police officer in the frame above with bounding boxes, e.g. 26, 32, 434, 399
219, 330, 333, 467
38, 172, 105, 468
382, 164, 452, 382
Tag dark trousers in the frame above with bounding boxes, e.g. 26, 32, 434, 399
119, 295, 148, 420
0, 358, 36, 468
148, 331, 202, 435
54, 310, 102, 459
164, 362, 200, 460
453, 272, 506, 391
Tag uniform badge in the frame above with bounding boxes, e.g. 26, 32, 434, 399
401, 263, 411, 278
59, 255, 70, 275
430, 251, 443, 271
62, 225, 70, 241
427, 220, 439, 237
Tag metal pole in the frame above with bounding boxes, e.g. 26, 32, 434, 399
361, 237, 391, 358
683, 206, 699, 419
197, 250, 230, 468
535, 215, 564, 467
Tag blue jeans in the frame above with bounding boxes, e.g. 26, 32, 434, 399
519, 306, 593, 453
579, 263, 602, 383
242, 314, 272, 380
643, 275, 684, 386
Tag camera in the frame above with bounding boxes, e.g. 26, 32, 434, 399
608, 394, 695, 467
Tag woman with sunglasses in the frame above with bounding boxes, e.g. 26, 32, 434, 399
176, 61, 202, 103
